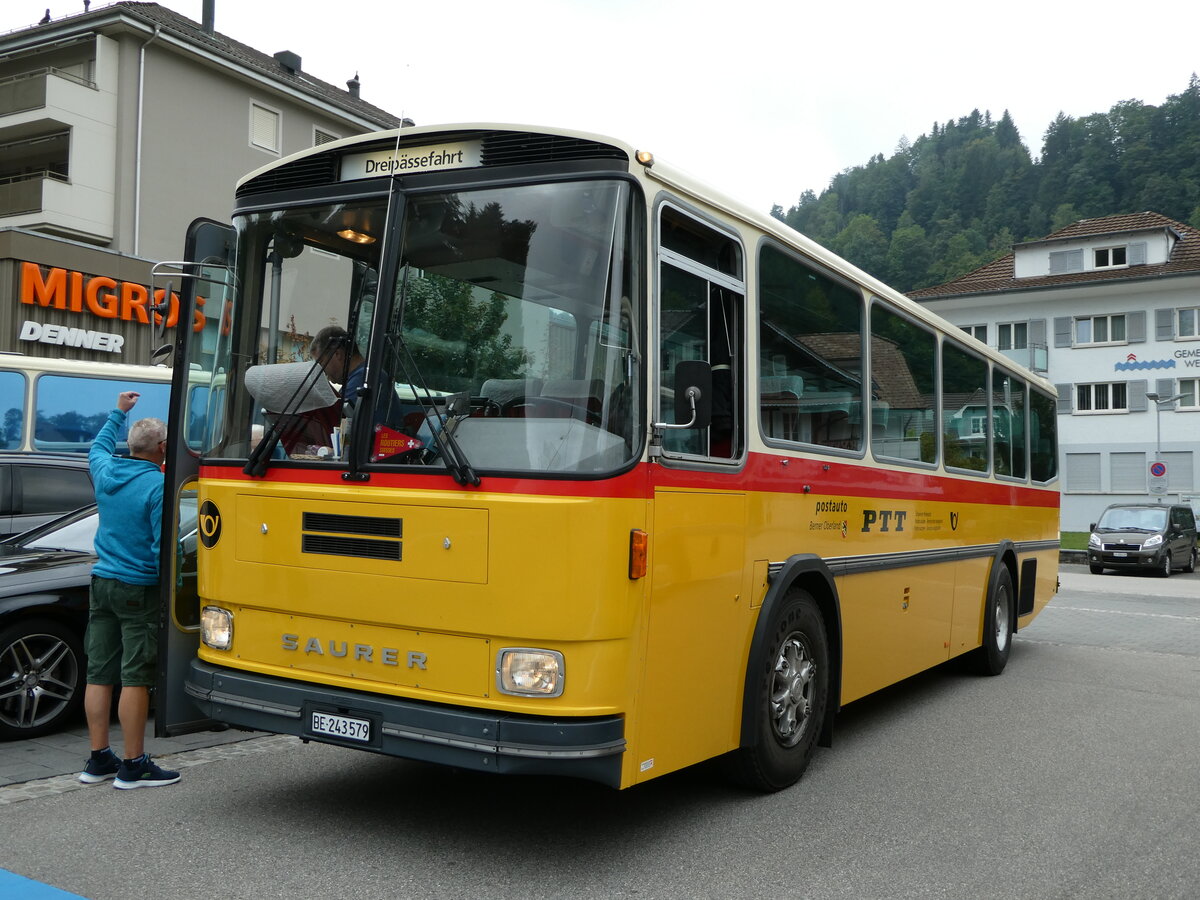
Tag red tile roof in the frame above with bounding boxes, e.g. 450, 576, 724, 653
909, 212, 1200, 300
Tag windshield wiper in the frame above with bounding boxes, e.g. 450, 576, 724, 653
387, 265, 480, 487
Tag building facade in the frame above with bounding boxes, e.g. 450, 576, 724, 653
0, 1, 402, 365
911, 212, 1200, 531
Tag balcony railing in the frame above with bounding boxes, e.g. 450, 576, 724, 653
0, 67, 95, 116
0, 169, 69, 216
997, 343, 1048, 374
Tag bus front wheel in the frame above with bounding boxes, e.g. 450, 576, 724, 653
969, 565, 1014, 676
729, 589, 829, 792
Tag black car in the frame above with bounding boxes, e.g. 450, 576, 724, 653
0, 452, 95, 539
1088, 503, 1199, 577
0, 498, 197, 739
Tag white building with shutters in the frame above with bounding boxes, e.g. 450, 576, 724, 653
910, 212, 1200, 531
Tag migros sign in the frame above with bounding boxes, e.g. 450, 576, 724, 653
18, 262, 209, 354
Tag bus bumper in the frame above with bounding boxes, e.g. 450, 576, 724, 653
185, 658, 626, 787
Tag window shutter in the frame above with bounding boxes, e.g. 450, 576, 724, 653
1054, 383, 1072, 414
1049, 249, 1084, 275
1110, 452, 1146, 491
1155, 308, 1176, 340
314, 129, 338, 146
1155, 377, 1177, 409
1054, 317, 1072, 347
1029, 319, 1047, 347
1126, 310, 1146, 343
1163, 451, 1195, 491
251, 104, 279, 152
1065, 453, 1101, 492
1128, 379, 1149, 412
1128, 242, 1147, 265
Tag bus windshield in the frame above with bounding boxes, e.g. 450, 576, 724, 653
216, 178, 642, 476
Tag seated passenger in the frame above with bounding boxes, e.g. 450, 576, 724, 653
310, 326, 366, 412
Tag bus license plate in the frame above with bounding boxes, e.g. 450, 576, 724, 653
310, 711, 371, 742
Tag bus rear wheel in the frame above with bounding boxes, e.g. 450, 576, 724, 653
969, 565, 1014, 676
728, 589, 829, 792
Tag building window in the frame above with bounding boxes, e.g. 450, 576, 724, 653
314, 127, 340, 146
1075, 314, 1126, 345
1094, 246, 1127, 269
1075, 382, 1128, 413
1180, 378, 1200, 409
962, 324, 987, 343
250, 102, 281, 154
997, 321, 1027, 350
1178, 307, 1199, 339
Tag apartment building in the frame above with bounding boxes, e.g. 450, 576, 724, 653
0, 1, 403, 363
911, 212, 1200, 530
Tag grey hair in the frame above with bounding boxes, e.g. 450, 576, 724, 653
128, 417, 167, 455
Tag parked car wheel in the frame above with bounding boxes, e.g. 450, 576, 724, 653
0, 617, 85, 740
1158, 552, 1172, 578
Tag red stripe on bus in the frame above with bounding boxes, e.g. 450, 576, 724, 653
199, 452, 1058, 507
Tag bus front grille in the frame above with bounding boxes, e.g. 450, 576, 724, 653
302, 534, 401, 561
303, 512, 402, 538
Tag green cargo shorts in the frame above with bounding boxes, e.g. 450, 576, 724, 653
84, 576, 159, 687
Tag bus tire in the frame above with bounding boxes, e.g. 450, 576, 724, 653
969, 565, 1014, 676
728, 589, 829, 792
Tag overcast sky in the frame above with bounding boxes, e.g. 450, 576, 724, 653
15, 1, 1200, 213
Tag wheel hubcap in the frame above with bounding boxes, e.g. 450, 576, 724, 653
770, 634, 816, 747
0, 634, 79, 731
994, 587, 1011, 652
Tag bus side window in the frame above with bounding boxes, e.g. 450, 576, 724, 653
757, 244, 864, 453
0, 370, 25, 450
657, 206, 744, 461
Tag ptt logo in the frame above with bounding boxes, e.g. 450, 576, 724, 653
198, 500, 222, 548
861, 509, 907, 533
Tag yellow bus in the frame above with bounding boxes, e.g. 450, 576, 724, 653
157, 124, 1060, 791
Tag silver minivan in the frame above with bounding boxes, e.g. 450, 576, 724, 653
1087, 503, 1198, 577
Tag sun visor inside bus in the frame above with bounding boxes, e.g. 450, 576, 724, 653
245, 361, 339, 414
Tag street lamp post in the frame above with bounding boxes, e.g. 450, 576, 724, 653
1145, 391, 1185, 461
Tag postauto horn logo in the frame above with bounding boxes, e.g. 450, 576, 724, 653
199, 501, 222, 549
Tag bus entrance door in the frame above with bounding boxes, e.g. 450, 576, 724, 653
637, 489, 747, 782
155, 219, 234, 737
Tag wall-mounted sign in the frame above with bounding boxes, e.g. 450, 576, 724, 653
19, 319, 125, 353
18, 262, 205, 333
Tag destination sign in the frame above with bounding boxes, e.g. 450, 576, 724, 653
341, 141, 482, 180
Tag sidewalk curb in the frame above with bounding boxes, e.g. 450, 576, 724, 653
0, 734, 300, 806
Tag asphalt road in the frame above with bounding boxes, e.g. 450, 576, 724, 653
1, 565, 1198, 900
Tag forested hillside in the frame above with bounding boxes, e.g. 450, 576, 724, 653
772, 75, 1200, 293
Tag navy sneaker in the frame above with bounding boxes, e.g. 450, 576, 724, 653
113, 753, 180, 790
78, 748, 121, 784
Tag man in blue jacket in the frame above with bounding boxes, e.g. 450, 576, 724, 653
77, 391, 180, 789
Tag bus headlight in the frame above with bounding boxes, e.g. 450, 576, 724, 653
201, 606, 233, 650
496, 648, 564, 697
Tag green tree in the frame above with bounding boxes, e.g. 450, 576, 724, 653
833, 214, 889, 279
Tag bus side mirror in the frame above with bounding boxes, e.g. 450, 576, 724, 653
673, 360, 712, 429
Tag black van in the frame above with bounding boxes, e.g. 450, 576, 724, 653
1087, 503, 1199, 577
